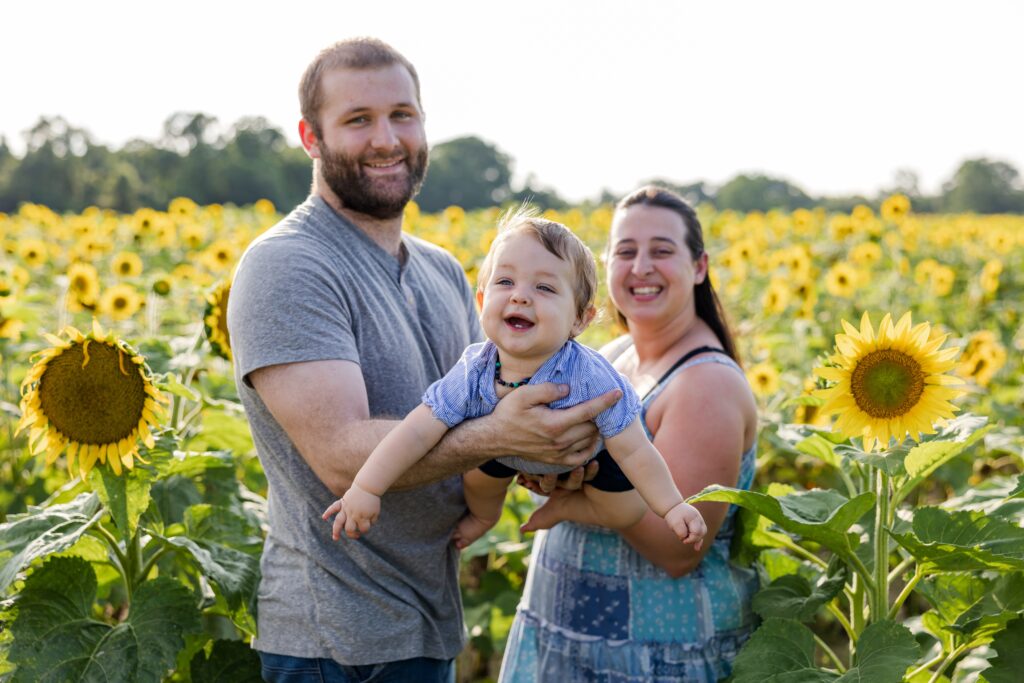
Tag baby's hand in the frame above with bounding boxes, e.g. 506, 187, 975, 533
664, 502, 707, 551
321, 483, 381, 540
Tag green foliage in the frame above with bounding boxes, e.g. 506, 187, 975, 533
417, 136, 514, 211
8, 556, 202, 683
189, 639, 262, 682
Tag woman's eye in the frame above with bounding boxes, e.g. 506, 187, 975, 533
615, 250, 636, 258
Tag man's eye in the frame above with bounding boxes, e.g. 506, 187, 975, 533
392, 111, 412, 120
347, 116, 369, 125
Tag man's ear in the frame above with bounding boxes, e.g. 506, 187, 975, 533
571, 305, 597, 338
298, 119, 320, 159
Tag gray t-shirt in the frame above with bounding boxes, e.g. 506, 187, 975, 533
228, 195, 482, 664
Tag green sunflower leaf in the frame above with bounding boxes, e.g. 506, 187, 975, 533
890, 508, 1024, 572
751, 561, 848, 622
157, 372, 200, 402
982, 616, 1024, 683
835, 620, 919, 683
89, 465, 152, 542
730, 618, 837, 683
8, 556, 201, 683
1009, 474, 1024, 500
690, 485, 875, 562
0, 492, 102, 594
903, 417, 992, 479
189, 639, 262, 683
941, 474, 1024, 520
835, 444, 906, 476
159, 505, 260, 614
917, 572, 1024, 647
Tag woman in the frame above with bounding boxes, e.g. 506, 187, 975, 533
499, 186, 760, 682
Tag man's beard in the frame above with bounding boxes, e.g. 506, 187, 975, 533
319, 142, 428, 220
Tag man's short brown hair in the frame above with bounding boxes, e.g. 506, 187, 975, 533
299, 38, 421, 137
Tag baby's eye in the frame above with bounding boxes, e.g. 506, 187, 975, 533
495, 278, 513, 286
537, 284, 556, 293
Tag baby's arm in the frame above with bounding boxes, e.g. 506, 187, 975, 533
323, 403, 449, 540
603, 419, 707, 547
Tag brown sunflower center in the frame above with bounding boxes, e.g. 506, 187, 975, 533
850, 349, 925, 418
113, 296, 128, 310
37, 341, 147, 444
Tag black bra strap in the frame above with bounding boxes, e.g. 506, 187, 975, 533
640, 345, 728, 401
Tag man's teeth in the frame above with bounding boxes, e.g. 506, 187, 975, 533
632, 286, 661, 295
367, 160, 403, 168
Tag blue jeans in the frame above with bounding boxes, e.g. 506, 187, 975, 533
259, 652, 455, 683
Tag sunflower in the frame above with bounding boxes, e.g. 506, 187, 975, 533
201, 240, 236, 273
814, 312, 963, 451
98, 284, 143, 321
66, 262, 100, 310
747, 362, 781, 397
850, 242, 883, 268
956, 331, 1007, 387
0, 310, 24, 340
929, 265, 956, 297
825, 261, 859, 298
880, 194, 911, 222
19, 239, 49, 268
17, 321, 167, 477
111, 251, 143, 278
204, 277, 232, 361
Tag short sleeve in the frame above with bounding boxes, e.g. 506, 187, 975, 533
228, 235, 357, 387
422, 342, 488, 428
585, 352, 642, 438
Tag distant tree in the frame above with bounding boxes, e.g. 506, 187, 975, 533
941, 158, 1024, 213
510, 173, 568, 211
416, 136, 513, 211
715, 173, 813, 212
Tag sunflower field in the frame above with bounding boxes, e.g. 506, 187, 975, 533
1, 196, 1022, 682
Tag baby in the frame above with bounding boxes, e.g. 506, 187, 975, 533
323, 208, 706, 549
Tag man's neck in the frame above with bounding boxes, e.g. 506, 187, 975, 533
316, 183, 405, 259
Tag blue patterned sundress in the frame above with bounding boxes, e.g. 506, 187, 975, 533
499, 354, 759, 683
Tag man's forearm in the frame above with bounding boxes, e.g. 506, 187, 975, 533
390, 414, 498, 490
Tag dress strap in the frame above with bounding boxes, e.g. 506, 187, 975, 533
640, 345, 729, 401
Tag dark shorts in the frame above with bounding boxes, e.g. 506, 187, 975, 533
258, 652, 454, 683
478, 448, 634, 492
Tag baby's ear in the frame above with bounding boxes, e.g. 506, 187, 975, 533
571, 305, 597, 337
475, 288, 484, 311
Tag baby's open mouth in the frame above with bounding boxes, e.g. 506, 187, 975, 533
505, 316, 534, 329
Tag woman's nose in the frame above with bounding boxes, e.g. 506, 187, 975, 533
632, 253, 654, 275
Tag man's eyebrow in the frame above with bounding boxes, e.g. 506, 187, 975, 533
341, 102, 418, 116
614, 236, 679, 246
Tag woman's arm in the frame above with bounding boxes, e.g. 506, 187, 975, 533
619, 364, 752, 577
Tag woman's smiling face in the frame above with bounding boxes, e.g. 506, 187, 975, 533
607, 204, 707, 327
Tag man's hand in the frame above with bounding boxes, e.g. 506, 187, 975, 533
488, 383, 621, 468
517, 459, 600, 494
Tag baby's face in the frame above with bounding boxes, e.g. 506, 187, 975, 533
478, 232, 583, 366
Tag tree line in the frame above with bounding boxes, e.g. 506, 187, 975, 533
1, 113, 1022, 215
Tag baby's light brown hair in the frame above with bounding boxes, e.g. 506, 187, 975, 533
477, 206, 597, 324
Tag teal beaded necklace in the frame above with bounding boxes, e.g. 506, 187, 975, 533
495, 356, 531, 388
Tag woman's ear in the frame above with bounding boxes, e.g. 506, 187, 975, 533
571, 305, 597, 338
694, 252, 709, 285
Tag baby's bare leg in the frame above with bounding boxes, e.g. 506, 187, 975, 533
454, 469, 513, 548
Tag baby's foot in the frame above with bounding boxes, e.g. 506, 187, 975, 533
452, 513, 495, 550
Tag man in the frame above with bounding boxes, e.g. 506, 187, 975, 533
227, 38, 618, 682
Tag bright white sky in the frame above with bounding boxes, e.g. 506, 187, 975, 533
2, 0, 1022, 202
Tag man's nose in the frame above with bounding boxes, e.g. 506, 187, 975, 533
370, 120, 399, 150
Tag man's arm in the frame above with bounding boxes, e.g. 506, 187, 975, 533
250, 359, 622, 496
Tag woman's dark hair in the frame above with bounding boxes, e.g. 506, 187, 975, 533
613, 185, 741, 364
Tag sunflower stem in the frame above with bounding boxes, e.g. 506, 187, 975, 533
873, 469, 891, 623
888, 554, 915, 584
89, 524, 131, 600
827, 600, 855, 641
888, 564, 923, 620
137, 545, 172, 583
814, 633, 846, 673
927, 643, 970, 683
